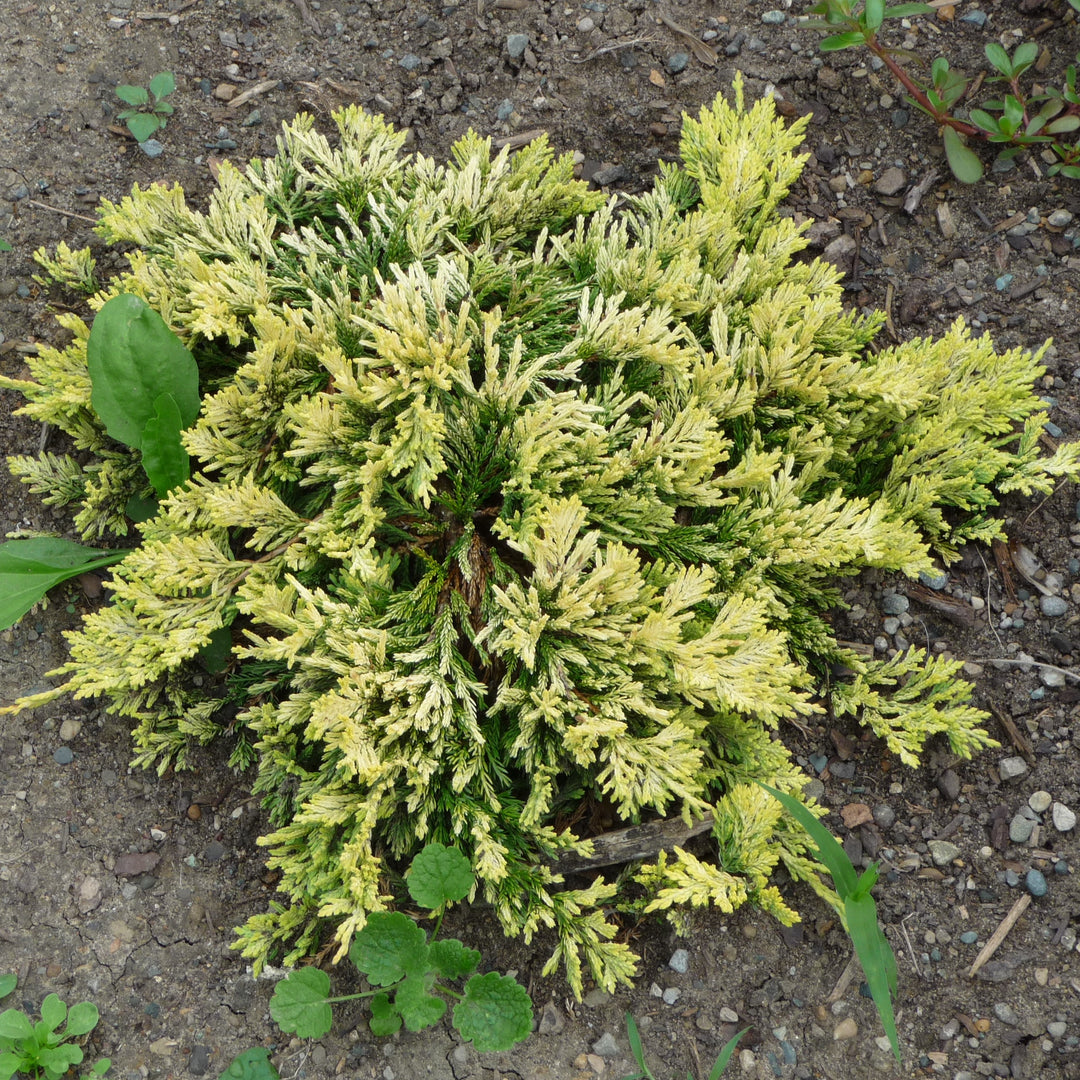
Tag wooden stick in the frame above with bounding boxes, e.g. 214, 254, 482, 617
967, 893, 1031, 979
825, 951, 859, 1004
550, 812, 715, 874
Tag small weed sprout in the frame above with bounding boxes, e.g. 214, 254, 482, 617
115, 72, 175, 143
0, 975, 110, 1080
623, 1013, 746, 1080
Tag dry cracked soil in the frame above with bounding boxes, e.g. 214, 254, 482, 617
2, 1, 1080, 1079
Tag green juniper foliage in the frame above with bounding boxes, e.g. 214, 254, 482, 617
3, 78, 1079, 995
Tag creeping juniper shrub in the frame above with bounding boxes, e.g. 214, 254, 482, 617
3, 79, 1079, 996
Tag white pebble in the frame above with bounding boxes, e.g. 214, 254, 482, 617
1052, 802, 1077, 832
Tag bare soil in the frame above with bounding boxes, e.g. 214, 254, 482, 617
1, 2, 1079, 1079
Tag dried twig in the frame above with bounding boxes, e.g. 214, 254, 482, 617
987, 701, 1037, 765
825, 951, 859, 1003
492, 129, 548, 150
903, 169, 938, 214
656, 9, 717, 66
226, 78, 281, 110
568, 37, 653, 63
967, 893, 1031, 978
27, 198, 97, 225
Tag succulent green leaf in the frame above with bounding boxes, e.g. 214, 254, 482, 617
453, 973, 532, 1053
969, 109, 1001, 134
38, 994, 66, 1035
708, 1028, 749, 1080
427, 938, 481, 981
0, 978, 14, 1001
126, 114, 162, 144
394, 976, 447, 1032
0, 1010, 34, 1041
141, 392, 190, 497
349, 912, 429, 986
220, 1048, 279, 1080
407, 843, 474, 910
368, 995, 402, 1038
819, 30, 865, 50
984, 42, 1012, 77
1011, 41, 1038, 73
0, 538, 127, 631
269, 968, 333, 1038
86, 293, 199, 450
1047, 115, 1080, 134
115, 84, 149, 106
63, 1001, 99, 1039
0, 239, 11, 253
149, 72, 176, 100
942, 126, 984, 183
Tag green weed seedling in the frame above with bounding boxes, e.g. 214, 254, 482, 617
116, 72, 175, 143
0, 292, 198, 631
269, 844, 532, 1052
622, 1013, 746, 1080
759, 784, 901, 1063
218, 1048, 279, 1080
0, 240, 11, 252
0, 974, 110, 1080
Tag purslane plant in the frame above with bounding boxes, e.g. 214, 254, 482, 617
0, 976, 110, 1080
3, 79, 1079, 995
801, 0, 1080, 182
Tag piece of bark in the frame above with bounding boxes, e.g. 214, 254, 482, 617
550, 812, 715, 873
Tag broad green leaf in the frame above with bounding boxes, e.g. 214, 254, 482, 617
819, 31, 865, 50
846, 895, 900, 1061
407, 843, 474, 910
985, 42, 1012, 77
63, 1001, 99, 1038
394, 976, 447, 1032
87, 294, 199, 450
1011, 41, 1038, 72
1059, 164, 1080, 178
349, 911, 428, 986
0, 537, 127, 631
269, 968, 332, 1038
155, 102, 175, 116
1047, 115, 1080, 134
883, 2, 933, 14
942, 126, 984, 183
758, 783, 856, 898
930, 56, 949, 85
125, 494, 159, 523
708, 1028, 749, 1080
115, 85, 149, 106
39, 995, 66, 1034
0, 1054, 20, 1080
427, 938, 480, 981
126, 114, 162, 144
864, 0, 885, 31
453, 973, 532, 1053
0, 978, 14, 1001
149, 72, 176, 100
219, 1047, 280, 1080
368, 994, 402, 1037
0, 1009, 33, 1040
141, 392, 190, 497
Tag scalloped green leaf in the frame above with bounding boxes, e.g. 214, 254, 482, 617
394, 976, 447, 1033
453, 973, 532, 1053
219, 1048, 279, 1080
349, 911, 429, 986
38, 995, 66, 1035
269, 968, 332, 1038
427, 938, 481, 981
407, 843, 474, 910
368, 995, 402, 1038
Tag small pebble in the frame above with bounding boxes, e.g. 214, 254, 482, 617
833, 1017, 858, 1041
994, 1003, 1020, 1027
53, 747, 74, 765
882, 594, 909, 615
1025, 868, 1048, 897
577, 16, 595, 32
1048, 210, 1074, 228
1009, 815, 1035, 844
398, 53, 422, 71
998, 756, 1029, 781
1052, 802, 1077, 832
662, 987, 681, 1005
59, 718, 82, 741
1041, 595, 1069, 617
1028, 791, 1052, 813
1047, 1021, 1067, 1039
960, 931, 978, 945
669, 948, 689, 974
928, 840, 960, 866
761, 9, 787, 23
668, 51, 690, 74
506, 33, 529, 59
591, 1032, 620, 1058
139, 139, 165, 158
959, 9, 987, 26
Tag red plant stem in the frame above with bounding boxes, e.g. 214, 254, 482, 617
863, 33, 981, 137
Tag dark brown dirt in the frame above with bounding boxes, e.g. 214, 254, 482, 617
2, 2, 1079, 1079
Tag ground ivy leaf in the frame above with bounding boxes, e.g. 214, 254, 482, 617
453, 973, 533, 1052
349, 912, 429, 986
269, 968, 332, 1038
394, 975, 447, 1033
406, 842, 474, 910
367, 994, 402, 1038
219, 1047, 280, 1080
427, 938, 480, 981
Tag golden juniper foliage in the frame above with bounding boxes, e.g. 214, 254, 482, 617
4, 78, 1080, 992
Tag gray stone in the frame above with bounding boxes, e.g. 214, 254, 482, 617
1041, 667, 1066, 687
998, 756, 1029, 781
669, 948, 689, 973
928, 840, 960, 866
662, 987, 682, 1005
506, 33, 529, 59
576, 16, 595, 32
1048, 210, 1074, 228
1052, 802, 1077, 832
591, 1032, 620, 1058
1028, 790, 1052, 813
667, 51, 690, 74
1047, 1020, 1067, 1039
994, 1003, 1020, 1027
874, 167, 907, 196
398, 53, 422, 71
188, 1046, 210, 1076
538, 1001, 564, 1035
139, 138, 164, 158
1009, 814, 1035, 844
1040, 594, 1069, 617
1025, 868, 1048, 897
761, 9, 787, 23
53, 746, 74, 765
592, 164, 627, 187
882, 593, 909, 615
583, 988, 612, 1007
872, 804, 896, 828
937, 769, 960, 801
496, 98, 515, 121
